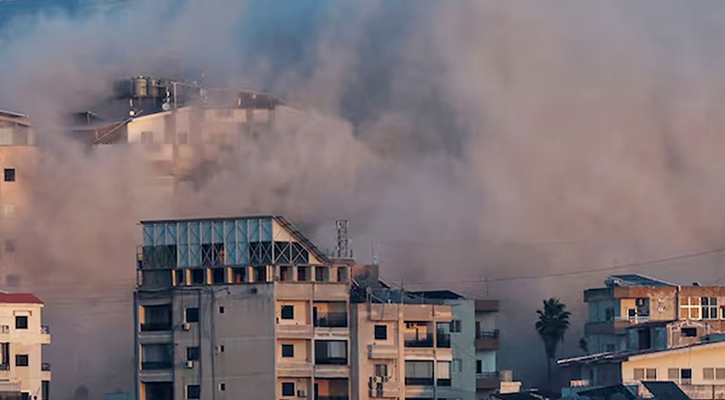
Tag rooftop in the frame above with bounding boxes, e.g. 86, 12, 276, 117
559, 337, 725, 366
0, 293, 43, 305
604, 274, 677, 288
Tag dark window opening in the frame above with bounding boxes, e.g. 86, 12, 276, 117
682, 327, 697, 337
175, 270, 186, 286
191, 269, 205, 285
15, 354, 28, 367
274, 242, 291, 264
281, 382, 295, 397
314, 340, 347, 365
232, 267, 246, 283
219, 306, 225, 314
141, 304, 172, 331
187, 347, 200, 361
297, 266, 310, 282
219, 383, 225, 392
4, 169, 15, 182
249, 242, 272, 265
291, 243, 308, 264
212, 268, 226, 284
253, 266, 266, 282
450, 320, 461, 333
141, 344, 172, 370
476, 360, 482, 374
186, 385, 200, 400
142, 245, 178, 269
405, 360, 434, 386
281, 344, 294, 358
374, 325, 387, 340
437, 322, 451, 348
279, 266, 292, 282
315, 267, 329, 282
15, 316, 27, 330
281, 305, 294, 320
185, 308, 199, 323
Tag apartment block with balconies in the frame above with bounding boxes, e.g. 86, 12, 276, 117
473, 300, 499, 399
0, 293, 50, 400
134, 216, 351, 400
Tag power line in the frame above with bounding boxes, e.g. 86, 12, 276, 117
397, 247, 725, 286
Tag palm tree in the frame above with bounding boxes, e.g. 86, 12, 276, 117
535, 298, 571, 387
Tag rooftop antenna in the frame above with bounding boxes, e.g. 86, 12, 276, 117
335, 220, 349, 258
371, 240, 379, 266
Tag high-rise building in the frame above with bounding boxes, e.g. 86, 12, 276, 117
134, 216, 352, 400
0, 293, 51, 400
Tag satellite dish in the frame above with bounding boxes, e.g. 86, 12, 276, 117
162, 102, 171, 111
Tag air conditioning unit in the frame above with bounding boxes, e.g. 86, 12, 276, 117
181, 323, 191, 331
296, 390, 306, 398
185, 361, 194, 369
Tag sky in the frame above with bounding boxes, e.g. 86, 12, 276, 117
3, 0, 725, 396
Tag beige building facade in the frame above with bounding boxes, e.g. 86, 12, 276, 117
0, 293, 50, 400
135, 216, 351, 400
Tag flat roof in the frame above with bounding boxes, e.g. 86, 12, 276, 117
559, 338, 725, 366
605, 274, 677, 287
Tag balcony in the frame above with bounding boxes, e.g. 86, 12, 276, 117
476, 372, 500, 390
316, 397, 348, 400
315, 312, 348, 328
475, 300, 499, 312
0, 364, 9, 371
475, 330, 500, 351
368, 380, 400, 398
405, 377, 434, 386
276, 324, 313, 339
436, 332, 451, 348
314, 364, 350, 378
277, 362, 313, 377
404, 334, 433, 348
367, 344, 397, 359
142, 361, 173, 370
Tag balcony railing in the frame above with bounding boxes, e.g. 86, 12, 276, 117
316, 397, 348, 400
41, 362, 50, 371
314, 357, 348, 366
476, 330, 499, 339
404, 334, 434, 348
40, 325, 50, 334
140, 323, 172, 332
405, 377, 434, 386
477, 371, 498, 378
141, 361, 173, 370
315, 312, 348, 328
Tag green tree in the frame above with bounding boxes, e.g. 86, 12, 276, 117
535, 298, 571, 386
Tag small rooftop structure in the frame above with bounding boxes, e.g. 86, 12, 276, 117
604, 274, 677, 288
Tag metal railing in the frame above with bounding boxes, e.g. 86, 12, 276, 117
404, 334, 434, 348
476, 330, 499, 339
41, 362, 50, 371
405, 377, 433, 386
476, 371, 498, 378
141, 361, 173, 370
315, 312, 348, 328
314, 357, 348, 366
140, 323, 172, 332
316, 397, 348, 400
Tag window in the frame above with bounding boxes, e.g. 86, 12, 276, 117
375, 364, 388, 378
634, 368, 657, 380
450, 320, 461, 333
437, 361, 451, 386
681, 368, 693, 384
315, 340, 347, 365
315, 267, 329, 282
15, 316, 27, 330
705, 368, 715, 380
405, 360, 434, 385
281, 382, 295, 397
175, 270, 186, 286
186, 385, 200, 400
297, 266, 310, 282
281, 344, 294, 358
191, 269, 205, 285
232, 267, 246, 283
4, 169, 15, 182
701, 297, 718, 320
681, 327, 697, 337
219, 345, 225, 353
374, 325, 387, 340
187, 347, 200, 361
476, 360, 482, 374
185, 308, 199, 323
15, 355, 28, 367
212, 268, 226, 284
281, 305, 294, 320
219, 383, 225, 392
219, 306, 225, 314
680, 297, 701, 319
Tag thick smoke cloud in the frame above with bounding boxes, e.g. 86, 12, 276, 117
3, 0, 725, 395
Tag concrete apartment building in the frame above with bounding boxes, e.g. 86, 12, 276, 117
72, 76, 293, 195
349, 266, 502, 400
473, 300, 500, 398
0, 110, 37, 289
135, 216, 352, 400
583, 274, 725, 354
0, 293, 51, 400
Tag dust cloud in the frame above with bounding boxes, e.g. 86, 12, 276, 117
2, 0, 725, 395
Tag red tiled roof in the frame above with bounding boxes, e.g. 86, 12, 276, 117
0, 293, 43, 305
